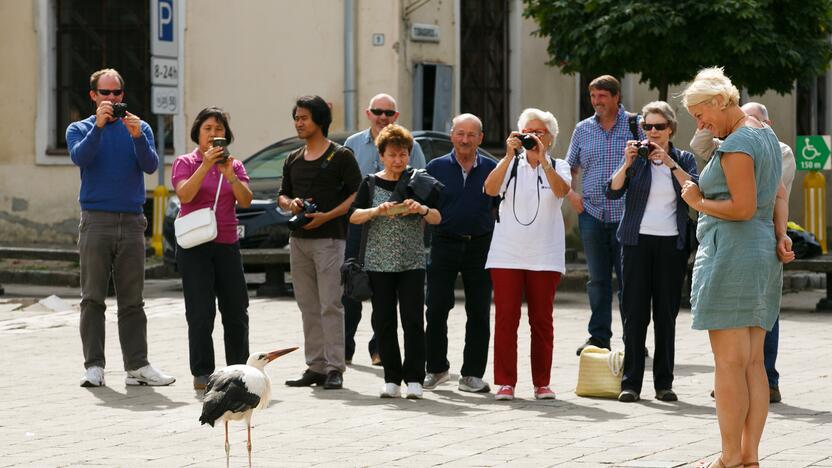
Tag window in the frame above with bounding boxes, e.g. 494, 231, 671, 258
54, 0, 171, 151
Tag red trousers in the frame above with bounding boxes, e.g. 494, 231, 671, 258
490, 268, 561, 387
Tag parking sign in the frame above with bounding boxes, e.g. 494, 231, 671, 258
150, 0, 178, 58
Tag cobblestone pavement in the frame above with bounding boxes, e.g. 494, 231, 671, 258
0, 280, 830, 467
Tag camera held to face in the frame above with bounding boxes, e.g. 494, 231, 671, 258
634, 140, 655, 159
516, 133, 538, 151
112, 103, 128, 119
287, 200, 319, 231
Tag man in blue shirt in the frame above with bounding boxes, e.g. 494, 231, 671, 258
566, 75, 644, 356
67, 68, 174, 388
423, 113, 497, 393
342, 93, 425, 365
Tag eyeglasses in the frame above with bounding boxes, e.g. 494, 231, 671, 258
642, 122, 669, 131
522, 129, 548, 137
96, 89, 123, 97
369, 108, 396, 117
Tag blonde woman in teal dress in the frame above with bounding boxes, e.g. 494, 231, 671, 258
679, 68, 794, 468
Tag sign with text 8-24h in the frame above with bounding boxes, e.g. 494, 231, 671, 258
796, 135, 831, 171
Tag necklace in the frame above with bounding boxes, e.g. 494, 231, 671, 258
729, 112, 747, 134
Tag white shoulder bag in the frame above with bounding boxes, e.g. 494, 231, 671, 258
174, 174, 223, 249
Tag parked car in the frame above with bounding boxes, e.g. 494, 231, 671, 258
163, 131, 496, 268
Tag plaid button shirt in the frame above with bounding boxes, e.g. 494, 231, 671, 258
566, 106, 644, 223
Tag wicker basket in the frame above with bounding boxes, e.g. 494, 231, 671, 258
575, 345, 624, 398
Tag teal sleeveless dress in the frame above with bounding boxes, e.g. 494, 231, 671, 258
690, 126, 783, 331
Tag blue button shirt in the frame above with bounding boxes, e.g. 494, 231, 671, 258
566, 106, 645, 223
426, 150, 497, 237
344, 128, 426, 176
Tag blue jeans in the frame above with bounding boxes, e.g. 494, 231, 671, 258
764, 317, 779, 387
578, 211, 623, 343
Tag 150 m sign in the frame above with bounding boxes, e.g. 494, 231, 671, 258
151, 57, 179, 86
796, 135, 832, 171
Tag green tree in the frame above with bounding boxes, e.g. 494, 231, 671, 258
523, 0, 832, 101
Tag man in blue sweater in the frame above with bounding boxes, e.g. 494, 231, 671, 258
67, 68, 175, 388
423, 113, 497, 393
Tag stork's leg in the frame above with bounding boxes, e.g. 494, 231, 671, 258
224, 420, 230, 458
247, 420, 252, 453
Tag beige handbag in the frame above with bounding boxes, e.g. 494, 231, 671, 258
575, 345, 624, 398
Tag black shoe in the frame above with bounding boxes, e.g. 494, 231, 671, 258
285, 369, 326, 387
576, 337, 610, 356
769, 386, 782, 403
618, 389, 640, 402
655, 389, 678, 402
323, 370, 343, 389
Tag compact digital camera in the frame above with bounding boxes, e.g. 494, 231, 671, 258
517, 134, 538, 150
112, 103, 128, 119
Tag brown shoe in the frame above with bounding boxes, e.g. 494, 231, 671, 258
371, 353, 382, 366
193, 375, 210, 390
770, 386, 782, 403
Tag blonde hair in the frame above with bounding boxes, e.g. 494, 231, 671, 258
681, 67, 740, 109
517, 108, 558, 149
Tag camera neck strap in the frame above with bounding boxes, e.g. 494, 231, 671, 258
357, 175, 376, 265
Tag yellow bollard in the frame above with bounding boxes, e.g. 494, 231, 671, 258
151, 185, 169, 257
803, 170, 827, 253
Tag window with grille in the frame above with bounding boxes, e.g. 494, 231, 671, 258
55, 0, 170, 151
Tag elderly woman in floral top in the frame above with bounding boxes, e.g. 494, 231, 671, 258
349, 124, 441, 399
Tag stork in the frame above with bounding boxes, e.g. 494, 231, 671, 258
199, 347, 298, 459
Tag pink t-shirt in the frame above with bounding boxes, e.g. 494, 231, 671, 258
171, 149, 250, 244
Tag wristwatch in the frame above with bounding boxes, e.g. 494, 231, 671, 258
670, 162, 679, 171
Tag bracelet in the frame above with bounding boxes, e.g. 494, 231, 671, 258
420, 207, 429, 217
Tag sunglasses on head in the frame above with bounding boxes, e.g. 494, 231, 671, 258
96, 89, 123, 97
642, 122, 669, 131
369, 108, 396, 117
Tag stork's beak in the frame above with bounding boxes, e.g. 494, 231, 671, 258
266, 347, 299, 362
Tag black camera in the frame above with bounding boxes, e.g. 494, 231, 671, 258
634, 140, 654, 159
212, 137, 230, 163
112, 103, 128, 119
287, 200, 318, 231
517, 134, 538, 150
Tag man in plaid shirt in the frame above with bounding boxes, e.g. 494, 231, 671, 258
566, 75, 644, 356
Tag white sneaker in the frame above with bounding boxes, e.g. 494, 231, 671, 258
125, 364, 176, 386
405, 382, 423, 399
423, 371, 449, 390
379, 382, 401, 398
80, 366, 105, 387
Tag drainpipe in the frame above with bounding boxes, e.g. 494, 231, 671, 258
344, 0, 357, 132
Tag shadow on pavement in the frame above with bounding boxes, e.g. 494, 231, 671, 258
84, 385, 188, 411
769, 401, 832, 424
673, 362, 714, 377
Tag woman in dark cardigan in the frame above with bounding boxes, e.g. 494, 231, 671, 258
606, 100, 698, 403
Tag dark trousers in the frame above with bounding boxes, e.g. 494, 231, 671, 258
620, 234, 687, 393
78, 211, 149, 371
369, 269, 426, 384
578, 212, 624, 343
764, 317, 779, 387
425, 233, 492, 377
343, 224, 378, 360
176, 241, 250, 377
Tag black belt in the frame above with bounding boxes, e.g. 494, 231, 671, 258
434, 231, 491, 242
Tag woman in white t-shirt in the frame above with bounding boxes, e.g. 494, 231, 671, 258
483, 108, 571, 401
606, 101, 698, 403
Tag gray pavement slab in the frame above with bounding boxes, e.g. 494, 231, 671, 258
0, 280, 830, 467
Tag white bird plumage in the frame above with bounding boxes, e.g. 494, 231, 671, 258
199, 347, 298, 460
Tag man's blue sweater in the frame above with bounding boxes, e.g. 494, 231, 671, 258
67, 116, 158, 213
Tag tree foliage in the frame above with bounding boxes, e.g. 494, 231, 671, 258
523, 0, 832, 100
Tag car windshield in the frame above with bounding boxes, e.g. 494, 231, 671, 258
243, 143, 301, 180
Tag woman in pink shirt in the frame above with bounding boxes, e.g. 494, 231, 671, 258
171, 107, 253, 390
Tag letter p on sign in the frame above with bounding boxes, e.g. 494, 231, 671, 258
158, 0, 173, 41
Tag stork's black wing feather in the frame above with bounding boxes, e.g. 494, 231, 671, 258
199, 370, 261, 426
